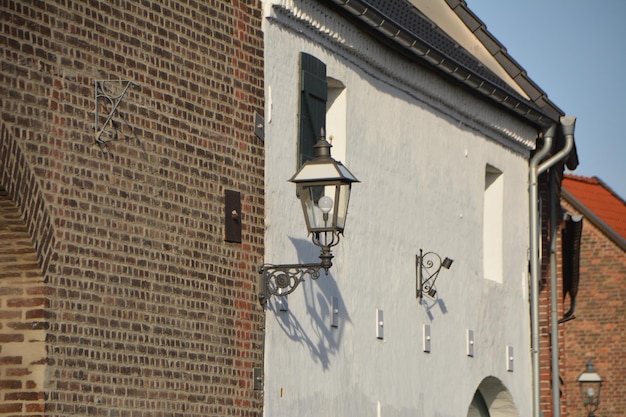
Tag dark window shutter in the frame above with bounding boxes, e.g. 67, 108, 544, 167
299, 53, 327, 167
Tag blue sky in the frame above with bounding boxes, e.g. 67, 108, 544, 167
468, 0, 626, 199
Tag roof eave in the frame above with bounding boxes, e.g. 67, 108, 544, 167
326, 0, 561, 128
447, 0, 564, 116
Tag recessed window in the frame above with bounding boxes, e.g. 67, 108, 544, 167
483, 164, 503, 283
326, 77, 346, 161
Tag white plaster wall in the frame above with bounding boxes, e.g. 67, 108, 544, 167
262, 2, 537, 416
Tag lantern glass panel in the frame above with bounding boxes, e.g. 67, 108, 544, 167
298, 184, 336, 233
297, 181, 353, 234
334, 183, 352, 232
579, 381, 601, 407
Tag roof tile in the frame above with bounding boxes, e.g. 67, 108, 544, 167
562, 174, 626, 241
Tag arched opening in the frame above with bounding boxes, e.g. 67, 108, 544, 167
468, 389, 491, 417
467, 376, 519, 417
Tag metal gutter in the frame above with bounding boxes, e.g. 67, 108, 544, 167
529, 123, 556, 417
549, 168, 560, 417
529, 116, 575, 417
327, 0, 560, 128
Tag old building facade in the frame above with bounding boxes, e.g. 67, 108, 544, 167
260, 1, 576, 416
1, 1, 265, 416
543, 175, 626, 417
3, 1, 594, 416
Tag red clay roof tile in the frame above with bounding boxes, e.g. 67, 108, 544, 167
562, 174, 626, 240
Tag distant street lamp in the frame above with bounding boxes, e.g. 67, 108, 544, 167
577, 358, 603, 417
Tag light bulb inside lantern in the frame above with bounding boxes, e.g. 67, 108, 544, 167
317, 196, 333, 214
587, 387, 595, 398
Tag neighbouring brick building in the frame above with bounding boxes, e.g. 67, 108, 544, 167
537, 174, 626, 417
559, 175, 625, 417
1, 1, 265, 416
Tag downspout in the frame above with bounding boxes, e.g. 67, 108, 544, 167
529, 123, 555, 417
549, 165, 560, 417
529, 116, 575, 417
549, 117, 575, 417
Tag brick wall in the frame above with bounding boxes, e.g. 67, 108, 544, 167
0, 187, 47, 416
559, 199, 626, 417
1, 1, 265, 416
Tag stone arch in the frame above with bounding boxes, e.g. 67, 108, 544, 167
0, 186, 47, 413
0, 122, 55, 272
468, 376, 519, 417
1, 122, 52, 412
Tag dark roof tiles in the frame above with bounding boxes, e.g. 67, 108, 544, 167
364, 0, 522, 97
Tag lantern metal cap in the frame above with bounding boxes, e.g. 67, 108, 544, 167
577, 359, 603, 383
289, 136, 359, 184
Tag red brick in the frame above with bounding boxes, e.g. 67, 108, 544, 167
4, 391, 43, 401
0, 356, 22, 365
0, 403, 22, 413
0, 334, 24, 343
25, 403, 45, 412
6, 298, 46, 308
0, 380, 22, 389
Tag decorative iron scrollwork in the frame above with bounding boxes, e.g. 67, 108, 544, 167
258, 263, 323, 305
258, 230, 343, 305
94, 80, 140, 153
416, 249, 453, 299
259, 264, 322, 299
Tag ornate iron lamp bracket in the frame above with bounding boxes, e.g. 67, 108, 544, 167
258, 262, 323, 305
416, 248, 453, 299
258, 231, 341, 304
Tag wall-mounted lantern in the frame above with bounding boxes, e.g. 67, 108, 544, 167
259, 134, 359, 304
416, 249, 453, 298
577, 358, 603, 417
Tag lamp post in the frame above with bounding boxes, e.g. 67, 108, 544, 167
259, 133, 359, 304
577, 358, 603, 417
